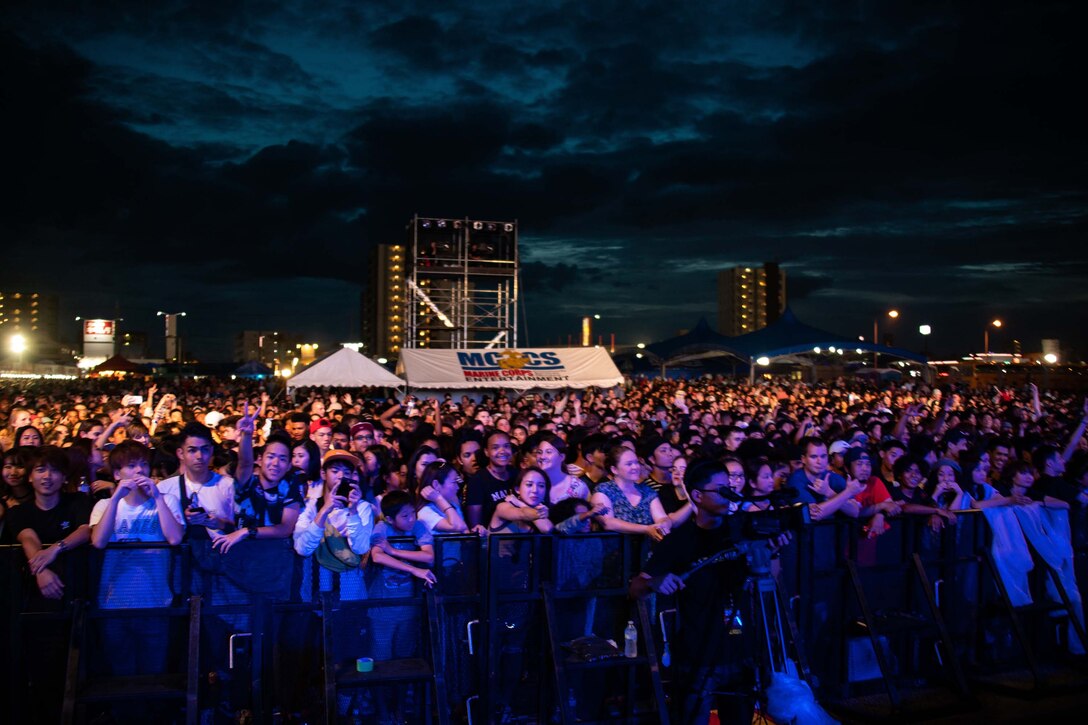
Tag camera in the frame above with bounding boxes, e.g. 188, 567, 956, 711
740, 501, 810, 540
721, 488, 811, 540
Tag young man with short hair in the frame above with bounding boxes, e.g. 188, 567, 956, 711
89, 440, 184, 677
464, 430, 515, 528
216, 409, 304, 553
631, 459, 790, 724
309, 418, 333, 457
157, 422, 235, 539
785, 437, 863, 521
9, 446, 92, 601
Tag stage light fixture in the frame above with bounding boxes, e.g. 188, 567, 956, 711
504, 223, 514, 232
472, 221, 483, 230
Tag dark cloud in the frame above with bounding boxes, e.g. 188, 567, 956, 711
1, 1, 1086, 361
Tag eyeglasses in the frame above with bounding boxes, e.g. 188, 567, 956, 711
727, 472, 745, 481
699, 485, 738, 498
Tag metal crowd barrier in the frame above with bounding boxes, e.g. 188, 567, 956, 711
3, 509, 1087, 723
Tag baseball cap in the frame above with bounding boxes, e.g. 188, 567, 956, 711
322, 449, 361, 470
843, 447, 872, 468
350, 422, 376, 438
944, 428, 969, 445
204, 411, 224, 428
310, 418, 332, 434
829, 440, 850, 456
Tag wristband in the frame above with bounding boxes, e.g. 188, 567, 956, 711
56, 539, 68, 552
247, 526, 259, 539
442, 506, 454, 514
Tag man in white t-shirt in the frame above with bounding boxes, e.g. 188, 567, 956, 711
156, 422, 236, 540
90, 440, 185, 677
91, 440, 184, 606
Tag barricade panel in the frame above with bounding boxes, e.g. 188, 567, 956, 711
3, 512, 1086, 721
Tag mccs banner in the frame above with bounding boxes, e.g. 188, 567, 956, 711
397, 348, 624, 390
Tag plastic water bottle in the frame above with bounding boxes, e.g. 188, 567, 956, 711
624, 620, 638, 658
78, 476, 90, 495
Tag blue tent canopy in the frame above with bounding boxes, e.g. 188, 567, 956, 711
730, 308, 927, 364
234, 360, 274, 378
645, 317, 746, 362
646, 309, 927, 366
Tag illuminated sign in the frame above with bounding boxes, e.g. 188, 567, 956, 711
83, 319, 115, 342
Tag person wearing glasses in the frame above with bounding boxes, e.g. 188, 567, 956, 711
630, 458, 791, 724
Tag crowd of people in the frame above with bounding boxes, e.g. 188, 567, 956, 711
2, 374, 1088, 722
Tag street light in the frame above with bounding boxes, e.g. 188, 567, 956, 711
10, 333, 27, 368
984, 318, 1002, 356
756, 356, 771, 366
874, 309, 900, 367
1044, 353, 1058, 364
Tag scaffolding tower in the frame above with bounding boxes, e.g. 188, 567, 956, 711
404, 216, 518, 349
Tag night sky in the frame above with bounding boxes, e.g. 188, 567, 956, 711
3, 1, 1086, 362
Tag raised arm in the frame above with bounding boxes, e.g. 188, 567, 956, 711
234, 402, 259, 484
1062, 399, 1088, 463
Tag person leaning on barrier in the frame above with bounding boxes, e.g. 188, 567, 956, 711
785, 436, 864, 521
157, 422, 236, 541
213, 406, 303, 553
8, 446, 92, 601
293, 449, 373, 561
630, 458, 791, 724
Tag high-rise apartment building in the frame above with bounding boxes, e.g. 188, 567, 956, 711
362, 243, 405, 359
717, 263, 786, 336
0, 291, 60, 357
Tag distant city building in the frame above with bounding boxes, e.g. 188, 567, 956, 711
119, 331, 149, 359
362, 243, 405, 360
717, 263, 786, 336
234, 330, 307, 369
0, 291, 60, 358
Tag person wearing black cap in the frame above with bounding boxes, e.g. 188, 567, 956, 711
843, 447, 901, 537
941, 428, 970, 463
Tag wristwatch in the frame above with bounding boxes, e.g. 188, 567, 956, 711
246, 526, 259, 540
56, 539, 69, 552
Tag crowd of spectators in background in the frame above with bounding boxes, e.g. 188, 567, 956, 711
2, 374, 1088, 720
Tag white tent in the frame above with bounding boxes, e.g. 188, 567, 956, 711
397, 347, 623, 390
286, 346, 404, 391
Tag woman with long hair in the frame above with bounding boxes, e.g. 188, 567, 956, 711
529, 431, 590, 505
291, 438, 322, 501
490, 466, 553, 534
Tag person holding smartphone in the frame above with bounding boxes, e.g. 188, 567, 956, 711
156, 423, 236, 541
291, 446, 372, 570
